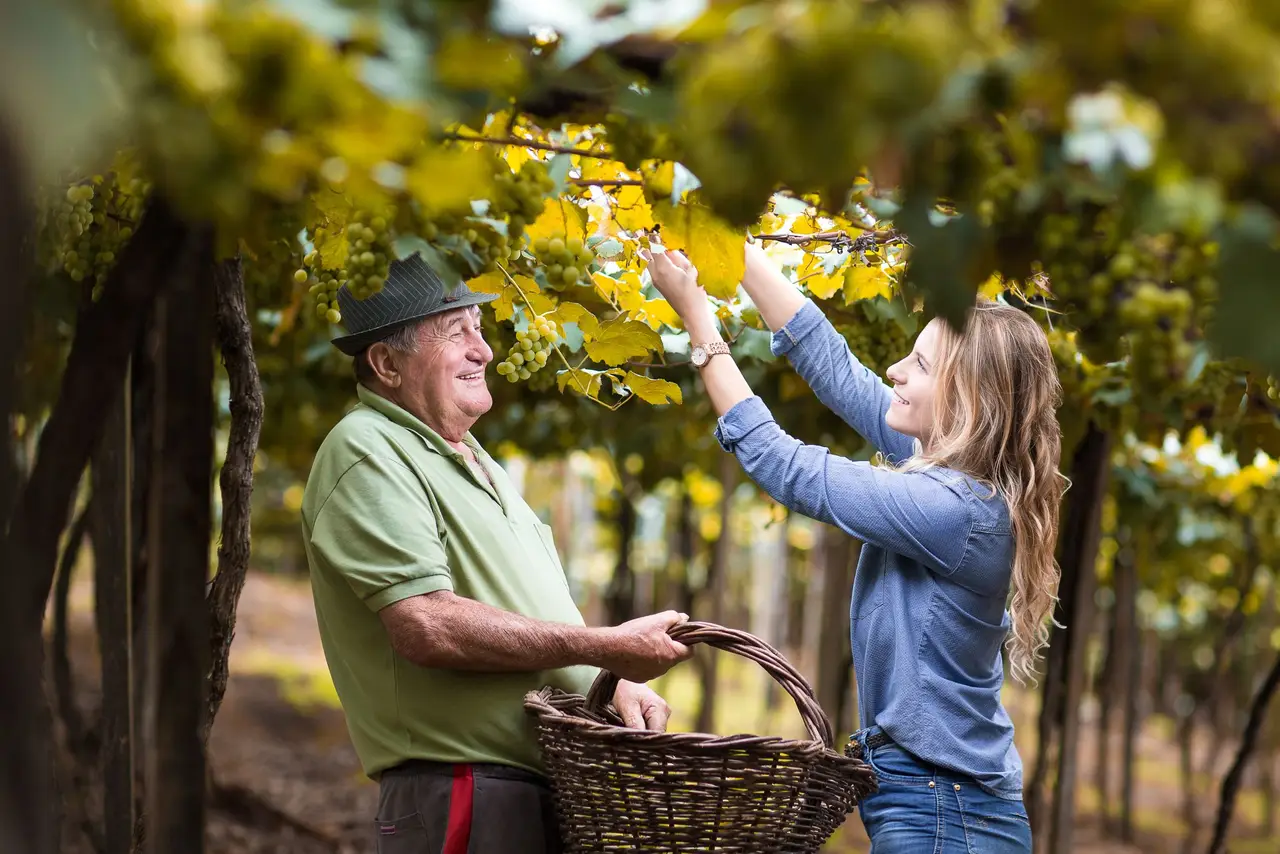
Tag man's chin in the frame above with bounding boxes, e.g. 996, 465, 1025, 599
462, 389, 493, 418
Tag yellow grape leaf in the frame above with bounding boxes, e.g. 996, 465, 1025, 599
467, 271, 516, 321
623, 371, 682, 405
843, 264, 893, 303
526, 198, 588, 245
652, 201, 745, 300
614, 185, 655, 232
593, 270, 643, 308
979, 273, 1005, 300
587, 203, 612, 234
584, 315, 663, 366
502, 145, 532, 174
579, 159, 637, 183
756, 212, 784, 234
641, 162, 676, 202
797, 253, 845, 300
635, 297, 682, 331
557, 368, 604, 399
791, 214, 824, 235
548, 301, 600, 338
407, 147, 495, 216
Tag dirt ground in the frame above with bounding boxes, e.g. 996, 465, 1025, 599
56, 571, 1279, 853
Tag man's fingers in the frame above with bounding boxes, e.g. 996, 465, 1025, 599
619, 701, 645, 730
642, 702, 671, 733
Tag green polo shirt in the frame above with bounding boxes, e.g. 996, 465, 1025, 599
300, 384, 597, 779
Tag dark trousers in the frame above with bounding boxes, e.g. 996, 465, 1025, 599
373, 760, 564, 854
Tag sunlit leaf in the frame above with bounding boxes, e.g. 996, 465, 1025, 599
623, 371, 682, 405
526, 197, 588, 246
548, 301, 600, 338
798, 253, 845, 299
652, 201, 745, 300
593, 270, 642, 307
407, 147, 496, 216
557, 367, 605, 398
467, 270, 516, 321
843, 264, 893, 303
614, 185, 656, 232
584, 315, 663, 365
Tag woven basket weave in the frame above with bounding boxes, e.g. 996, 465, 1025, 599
523, 621, 877, 853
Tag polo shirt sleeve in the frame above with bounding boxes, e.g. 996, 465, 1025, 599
308, 453, 453, 611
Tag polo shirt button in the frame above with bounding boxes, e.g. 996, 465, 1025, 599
928, 781, 935, 788
954, 784, 961, 791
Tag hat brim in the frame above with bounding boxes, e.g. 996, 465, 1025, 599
330, 290, 499, 356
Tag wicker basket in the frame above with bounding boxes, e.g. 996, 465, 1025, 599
523, 621, 877, 853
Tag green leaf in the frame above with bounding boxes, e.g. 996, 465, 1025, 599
547, 153, 573, 193
1209, 205, 1280, 373
733, 327, 776, 362
623, 371, 682, 405
584, 315, 663, 366
393, 237, 465, 288
771, 195, 808, 216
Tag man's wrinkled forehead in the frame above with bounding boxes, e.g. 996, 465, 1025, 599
422, 304, 481, 338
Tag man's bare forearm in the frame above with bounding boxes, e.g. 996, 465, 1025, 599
380, 590, 613, 673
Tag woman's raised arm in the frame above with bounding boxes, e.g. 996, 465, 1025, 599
740, 243, 916, 462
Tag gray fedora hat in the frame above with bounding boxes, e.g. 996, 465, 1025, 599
331, 252, 498, 356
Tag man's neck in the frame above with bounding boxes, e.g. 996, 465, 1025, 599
369, 382, 473, 450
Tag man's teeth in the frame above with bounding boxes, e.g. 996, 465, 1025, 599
460, 371, 483, 380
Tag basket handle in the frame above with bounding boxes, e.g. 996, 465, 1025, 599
584, 620, 836, 749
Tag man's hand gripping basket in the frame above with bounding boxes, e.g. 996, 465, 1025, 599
523, 621, 878, 852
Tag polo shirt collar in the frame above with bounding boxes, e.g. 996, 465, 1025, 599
354, 384, 482, 460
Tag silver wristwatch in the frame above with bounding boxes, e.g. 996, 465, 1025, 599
690, 341, 731, 368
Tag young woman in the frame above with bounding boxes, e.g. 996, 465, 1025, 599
643, 242, 1065, 853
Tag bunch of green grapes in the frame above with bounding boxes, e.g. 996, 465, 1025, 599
495, 316, 559, 382
838, 312, 910, 377
296, 209, 395, 324
342, 212, 393, 299
299, 253, 342, 324
413, 158, 552, 280
531, 233, 594, 290
41, 168, 150, 296
1022, 204, 1217, 397
491, 159, 555, 244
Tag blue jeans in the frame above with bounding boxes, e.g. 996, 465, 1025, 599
852, 726, 1032, 854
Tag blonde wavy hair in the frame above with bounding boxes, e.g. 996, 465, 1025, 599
895, 299, 1067, 685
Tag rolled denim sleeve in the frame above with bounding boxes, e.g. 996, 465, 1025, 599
715, 397, 971, 575
771, 299, 917, 463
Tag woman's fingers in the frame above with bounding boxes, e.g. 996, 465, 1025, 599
666, 250, 693, 272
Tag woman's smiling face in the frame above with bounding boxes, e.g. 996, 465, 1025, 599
883, 318, 942, 445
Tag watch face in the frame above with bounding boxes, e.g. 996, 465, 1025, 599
691, 345, 707, 367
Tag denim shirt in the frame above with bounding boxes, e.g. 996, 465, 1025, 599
713, 299, 1023, 800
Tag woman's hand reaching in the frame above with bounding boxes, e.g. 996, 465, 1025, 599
641, 248, 714, 331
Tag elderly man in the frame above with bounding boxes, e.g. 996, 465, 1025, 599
300, 253, 692, 854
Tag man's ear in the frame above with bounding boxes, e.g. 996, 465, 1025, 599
365, 343, 402, 387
